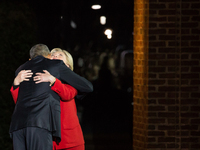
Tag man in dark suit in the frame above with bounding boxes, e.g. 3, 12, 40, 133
9, 44, 93, 150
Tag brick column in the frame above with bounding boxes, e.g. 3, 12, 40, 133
133, 0, 149, 149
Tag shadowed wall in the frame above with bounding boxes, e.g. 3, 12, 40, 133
133, 0, 200, 149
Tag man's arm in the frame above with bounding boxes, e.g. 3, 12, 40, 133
34, 62, 93, 99
59, 63, 93, 94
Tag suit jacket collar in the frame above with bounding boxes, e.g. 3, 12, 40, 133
32, 55, 45, 60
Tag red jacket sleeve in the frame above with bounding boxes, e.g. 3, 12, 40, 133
10, 86, 19, 104
51, 78, 78, 101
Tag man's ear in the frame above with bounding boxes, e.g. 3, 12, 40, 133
44, 54, 51, 59
29, 58, 31, 60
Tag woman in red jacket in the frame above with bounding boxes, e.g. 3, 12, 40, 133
10, 48, 85, 150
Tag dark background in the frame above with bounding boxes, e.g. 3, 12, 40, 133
0, 0, 133, 149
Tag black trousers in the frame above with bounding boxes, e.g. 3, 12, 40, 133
12, 127, 52, 150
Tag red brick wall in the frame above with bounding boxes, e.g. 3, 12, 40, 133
148, 0, 200, 149
133, 0, 200, 149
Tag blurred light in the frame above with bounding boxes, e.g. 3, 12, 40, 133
78, 58, 84, 67
100, 16, 106, 25
107, 34, 112, 39
91, 5, 101, 10
104, 29, 112, 35
60, 16, 63, 19
104, 29, 113, 39
70, 20, 77, 29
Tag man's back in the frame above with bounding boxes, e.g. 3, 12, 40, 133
17, 56, 61, 104
10, 55, 68, 140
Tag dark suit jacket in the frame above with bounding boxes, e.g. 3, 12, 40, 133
9, 55, 93, 142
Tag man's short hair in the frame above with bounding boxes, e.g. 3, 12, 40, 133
30, 44, 50, 59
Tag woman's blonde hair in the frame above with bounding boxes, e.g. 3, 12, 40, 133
51, 48, 74, 71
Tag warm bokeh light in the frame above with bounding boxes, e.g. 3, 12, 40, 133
100, 16, 106, 25
107, 34, 112, 39
91, 4, 101, 10
104, 29, 112, 35
104, 29, 112, 39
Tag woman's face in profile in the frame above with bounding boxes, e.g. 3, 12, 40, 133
51, 51, 67, 65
